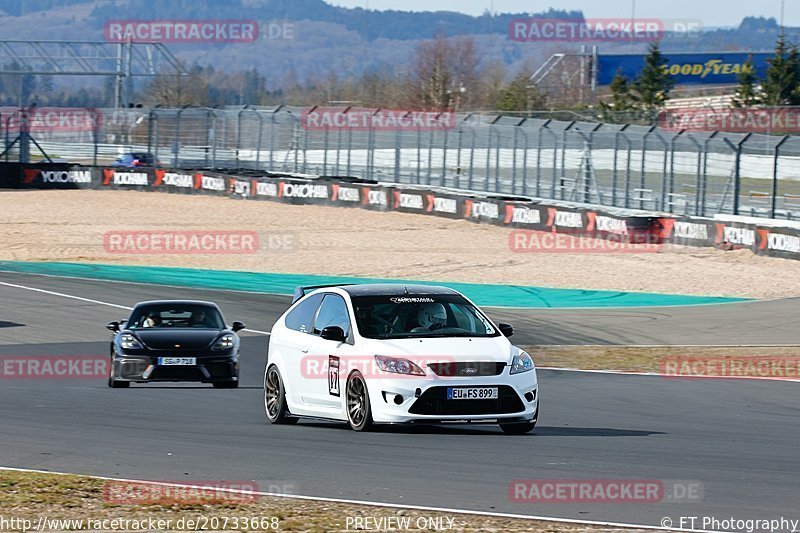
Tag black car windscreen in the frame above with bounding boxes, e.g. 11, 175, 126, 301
128, 304, 225, 329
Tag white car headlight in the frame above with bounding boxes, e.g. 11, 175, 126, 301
120, 333, 143, 350
212, 334, 235, 351
510, 351, 535, 374
374, 355, 425, 376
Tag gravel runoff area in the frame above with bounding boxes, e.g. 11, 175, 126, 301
0, 470, 653, 533
527, 345, 800, 377
2, 190, 800, 299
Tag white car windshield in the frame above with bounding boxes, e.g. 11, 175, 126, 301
351, 294, 498, 339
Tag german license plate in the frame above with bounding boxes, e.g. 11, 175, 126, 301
157, 357, 196, 366
447, 387, 498, 400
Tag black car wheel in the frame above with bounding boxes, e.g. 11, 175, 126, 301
264, 365, 297, 424
346, 371, 373, 431
108, 354, 129, 388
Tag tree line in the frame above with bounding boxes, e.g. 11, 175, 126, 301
602, 33, 800, 121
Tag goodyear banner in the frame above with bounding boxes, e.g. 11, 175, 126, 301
597, 53, 772, 85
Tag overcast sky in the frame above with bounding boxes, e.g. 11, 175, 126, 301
332, 0, 797, 28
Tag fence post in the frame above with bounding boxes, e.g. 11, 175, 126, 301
623, 131, 632, 208
547, 127, 558, 200
92, 108, 100, 166
653, 132, 670, 212
700, 132, 717, 216
485, 125, 493, 192
559, 122, 575, 200
492, 120, 503, 193
426, 129, 434, 186
173, 107, 184, 168
724, 133, 752, 216
416, 129, 422, 186
254, 109, 263, 170
494, 126, 501, 193
441, 113, 449, 187
235, 107, 243, 168
468, 123, 475, 190
772, 136, 790, 218
345, 109, 352, 177
534, 119, 550, 198
367, 109, 379, 181
611, 125, 628, 207
321, 126, 329, 176
268, 107, 279, 171
639, 127, 655, 210
394, 120, 402, 183
148, 110, 158, 165
666, 131, 682, 213
682, 133, 703, 216
519, 126, 529, 196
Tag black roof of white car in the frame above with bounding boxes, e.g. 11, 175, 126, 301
341, 284, 459, 297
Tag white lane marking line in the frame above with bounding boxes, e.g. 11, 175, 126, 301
537, 366, 800, 383
0, 281, 131, 310
0, 466, 719, 533
0, 268, 295, 301
0, 281, 270, 336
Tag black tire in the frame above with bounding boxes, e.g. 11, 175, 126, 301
264, 365, 296, 424
345, 371, 373, 431
213, 381, 238, 389
108, 355, 130, 388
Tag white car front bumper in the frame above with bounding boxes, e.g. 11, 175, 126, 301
365, 369, 538, 424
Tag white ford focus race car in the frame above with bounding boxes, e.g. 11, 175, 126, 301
264, 284, 539, 433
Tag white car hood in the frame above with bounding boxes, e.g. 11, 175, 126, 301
359, 336, 516, 364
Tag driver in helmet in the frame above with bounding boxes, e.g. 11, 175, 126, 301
143, 311, 162, 328
416, 303, 448, 331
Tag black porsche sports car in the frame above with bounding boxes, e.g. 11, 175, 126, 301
107, 300, 245, 388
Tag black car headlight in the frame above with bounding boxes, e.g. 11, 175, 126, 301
119, 333, 143, 350
212, 334, 235, 351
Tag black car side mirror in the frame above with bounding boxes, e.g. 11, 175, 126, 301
498, 323, 514, 338
320, 326, 347, 343
106, 321, 120, 332
231, 321, 246, 332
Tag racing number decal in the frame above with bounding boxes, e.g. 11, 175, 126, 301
328, 355, 340, 397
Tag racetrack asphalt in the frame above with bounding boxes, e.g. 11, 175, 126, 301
1, 271, 799, 528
